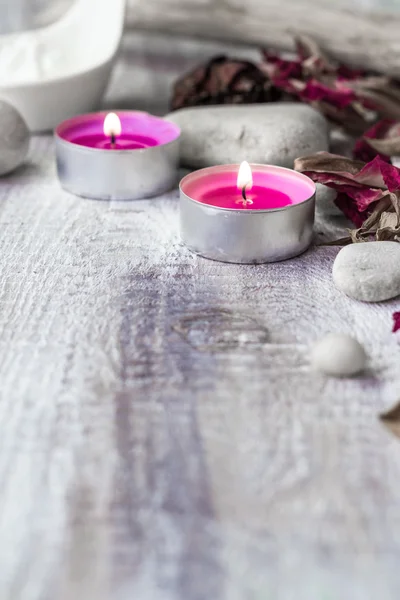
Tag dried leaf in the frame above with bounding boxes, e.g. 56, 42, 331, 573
354, 195, 393, 241
393, 312, 400, 333
294, 152, 365, 177
380, 211, 399, 229
380, 401, 400, 439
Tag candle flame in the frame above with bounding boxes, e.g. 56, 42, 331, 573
103, 112, 122, 138
237, 161, 253, 191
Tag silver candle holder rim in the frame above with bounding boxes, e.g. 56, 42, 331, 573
179, 163, 316, 213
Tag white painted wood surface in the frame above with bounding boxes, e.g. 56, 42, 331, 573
126, 0, 400, 77
1, 30, 400, 600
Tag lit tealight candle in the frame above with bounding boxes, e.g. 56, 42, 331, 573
179, 162, 316, 263
55, 110, 181, 200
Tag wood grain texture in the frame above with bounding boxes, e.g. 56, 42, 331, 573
1, 29, 400, 600
126, 0, 400, 77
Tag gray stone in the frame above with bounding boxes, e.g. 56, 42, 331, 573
316, 184, 342, 216
166, 103, 329, 168
0, 100, 30, 175
332, 241, 400, 302
311, 333, 367, 377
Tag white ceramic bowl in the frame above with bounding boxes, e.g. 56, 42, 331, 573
0, 0, 126, 132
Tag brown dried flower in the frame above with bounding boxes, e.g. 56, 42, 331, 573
294, 152, 400, 243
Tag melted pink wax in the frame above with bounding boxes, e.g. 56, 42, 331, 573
181, 165, 315, 210
56, 111, 180, 150
201, 185, 292, 209
72, 134, 158, 150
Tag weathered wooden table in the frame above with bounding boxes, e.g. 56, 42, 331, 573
1, 30, 400, 600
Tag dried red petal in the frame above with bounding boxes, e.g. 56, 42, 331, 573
393, 312, 400, 333
295, 153, 388, 189
260, 38, 376, 131
334, 193, 371, 227
299, 79, 356, 109
353, 120, 395, 163
294, 153, 400, 225
376, 158, 400, 192
336, 65, 366, 80
261, 50, 303, 82
341, 185, 386, 212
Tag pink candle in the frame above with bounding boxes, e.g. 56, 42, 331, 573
181, 162, 315, 210
55, 110, 180, 200
179, 163, 316, 264
56, 111, 179, 151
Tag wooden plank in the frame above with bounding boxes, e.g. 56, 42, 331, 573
126, 0, 400, 77
0, 30, 400, 600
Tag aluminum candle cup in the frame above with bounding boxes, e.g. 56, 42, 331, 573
55, 111, 181, 200
180, 163, 316, 264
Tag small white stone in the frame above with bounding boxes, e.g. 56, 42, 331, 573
0, 100, 30, 175
333, 241, 400, 302
311, 333, 367, 377
165, 103, 328, 168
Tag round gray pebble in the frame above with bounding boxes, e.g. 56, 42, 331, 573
0, 100, 30, 175
311, 333, 367, 377
165, 103, 328, 168
332, 241, 400, 302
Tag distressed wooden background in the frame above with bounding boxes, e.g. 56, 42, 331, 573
1, 27, 400, 600
3, 0, 400, 76
126, 0, 400, 76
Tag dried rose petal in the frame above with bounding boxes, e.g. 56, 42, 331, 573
259, 37, 378, 133
393, 312, 400, 333
299, 79, 356, 109
353, 120, 395, 163
334, 192, 369, 227
295, 153, 400, 240
377, 159, 400, 192
295, 153, 385, 187
261, 38, 400, 134
260, 49, 360, 116
261, 50, 302, 84
171, 55, 280, 111
358, 120, 400, 159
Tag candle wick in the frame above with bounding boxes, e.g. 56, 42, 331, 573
110, 132, 116, 147
236, 183, 253, 206
240, 184, 253, 206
